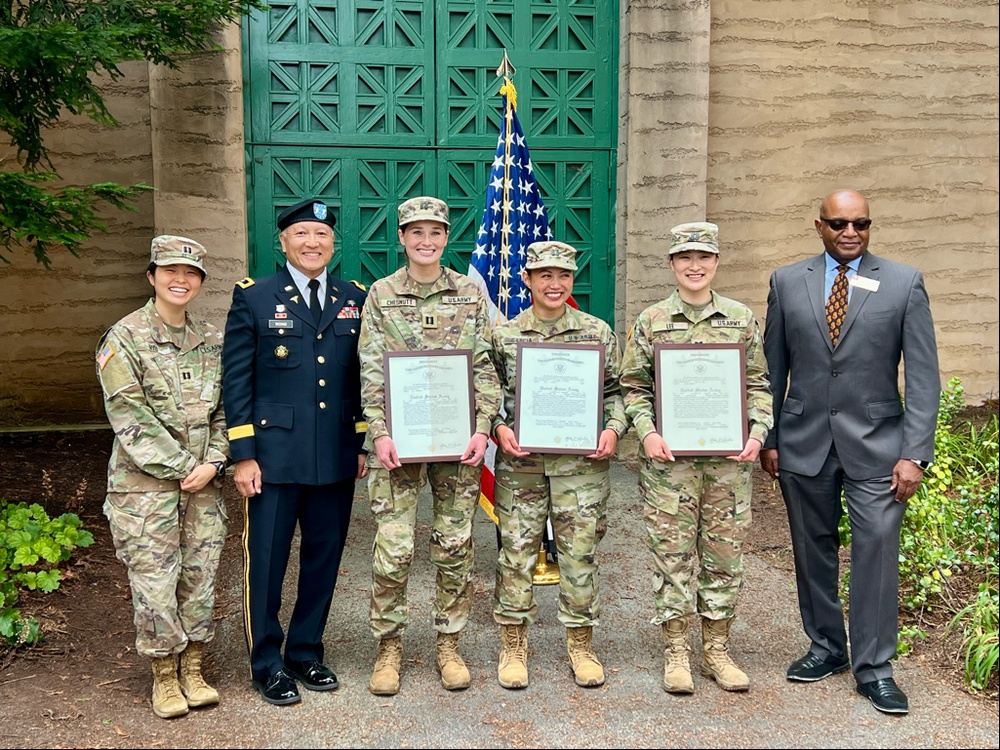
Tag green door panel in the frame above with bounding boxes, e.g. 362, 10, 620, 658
244, 0, 617, 324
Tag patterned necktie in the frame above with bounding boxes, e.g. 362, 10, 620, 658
307, 278, 322, 323
826, 264, 850, 345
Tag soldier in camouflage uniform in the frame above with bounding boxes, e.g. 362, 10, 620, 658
620, 222, 773, 695
489, 241, 628, 690
359, 196, 501, 696
95, 237, 228, 719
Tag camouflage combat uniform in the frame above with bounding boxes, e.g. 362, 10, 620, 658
620, 289, 772, 623
490, 306, 627, 627
359, 265, 500, 639
96, 298, 228, 657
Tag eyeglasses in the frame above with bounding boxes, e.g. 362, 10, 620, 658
820, 217, 872, 232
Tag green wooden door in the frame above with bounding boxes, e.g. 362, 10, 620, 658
244, 0, 617, 321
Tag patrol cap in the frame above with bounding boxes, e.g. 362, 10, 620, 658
277, 198, 336, 231
669, 222, 720, 255
525, 240, 578, 271
398, 196, 450, 228
149, 235, 207, 275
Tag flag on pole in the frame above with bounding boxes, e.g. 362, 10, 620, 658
467, 81, 553, 326
471, 57, 576, 581
467, 69, 553, 524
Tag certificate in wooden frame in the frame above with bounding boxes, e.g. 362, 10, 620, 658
384, 349, 475, 463
653, 342, 747, 456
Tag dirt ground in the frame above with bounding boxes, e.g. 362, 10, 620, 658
0, 426, 995, 748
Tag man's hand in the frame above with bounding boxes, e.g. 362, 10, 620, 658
356, 453, 369, 480
588, 429, 619, 460
727, 437, 762, 463
890, 459, 924, 502
495, 425, 530, 458
234, 458, 263, 497
460, 432, 489, 466
642, 432, 674, 463
180, 463, 217, 493
374, 435, 402, 471
760, 448, 780, 478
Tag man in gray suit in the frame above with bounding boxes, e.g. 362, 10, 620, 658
761, 189, 940, 715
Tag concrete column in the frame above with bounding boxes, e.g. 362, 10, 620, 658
618, 0, 711, 329
148, 22, 248, 331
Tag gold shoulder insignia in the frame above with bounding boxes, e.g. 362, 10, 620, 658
237, 277, 255, 289
350, 280, 367, 292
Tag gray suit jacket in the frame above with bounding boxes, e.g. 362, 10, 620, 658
763, 251, 940, 480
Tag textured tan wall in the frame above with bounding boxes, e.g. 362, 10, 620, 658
621, 0, 999, 403
0, 62, 155, 425
707, 0, 999, 403
0, 27, 248, 427
618, 0, 712, 333
149, 23, 249, 333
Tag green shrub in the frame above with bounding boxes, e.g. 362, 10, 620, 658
0, 498, 94, 646
837, 378, 999, 691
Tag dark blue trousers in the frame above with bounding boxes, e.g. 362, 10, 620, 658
243, 480, 355, 681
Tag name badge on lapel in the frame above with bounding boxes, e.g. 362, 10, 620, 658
269, 320, 295, 329
849, 275, 880, 293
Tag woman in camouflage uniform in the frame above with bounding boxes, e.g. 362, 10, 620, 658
358, 197, 500, 696
489, 241, 628, 690
95, 237, 228, 718
620, 222, 772, 695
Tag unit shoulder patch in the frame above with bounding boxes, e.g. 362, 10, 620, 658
237, 277, 256, 289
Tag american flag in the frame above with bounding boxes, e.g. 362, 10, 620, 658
468, 78, 565, 576
467, 81, 553, 326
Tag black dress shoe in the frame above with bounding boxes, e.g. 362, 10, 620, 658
253, 669, 302, 705
786, 652, 851, 682
856, 677, 909, 714
285, 659, 340, 691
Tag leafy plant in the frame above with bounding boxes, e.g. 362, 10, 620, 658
836, 378, 999, 690
0, 497, 94, 646
1, 0, 266, 266
948, 570, 999, 693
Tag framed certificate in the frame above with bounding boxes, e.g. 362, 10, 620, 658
654, 343, 747, 456
514, 342, 605, 454
384, 349, 475, 463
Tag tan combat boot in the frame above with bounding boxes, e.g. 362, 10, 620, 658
661, 619, 694, 694
178, 641, 220, 707
701, 617, 749, 692
497, 624, 529, 689
436, 632, 471, 691
369, 637, 403, 696
151, 655, 189, 719
567, 626, 605, 687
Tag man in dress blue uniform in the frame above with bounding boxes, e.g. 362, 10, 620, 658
223, 198, 368, 705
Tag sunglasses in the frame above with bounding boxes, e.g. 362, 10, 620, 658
820, 217, 872, 232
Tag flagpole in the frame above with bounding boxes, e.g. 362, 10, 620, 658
497, 51, 516, 321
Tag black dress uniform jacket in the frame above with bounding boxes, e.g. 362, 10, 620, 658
222, 264, 366, 683
223, 265, 367, 481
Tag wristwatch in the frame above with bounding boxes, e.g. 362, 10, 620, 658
908, 458, 930, 471
211, 460, 226, 477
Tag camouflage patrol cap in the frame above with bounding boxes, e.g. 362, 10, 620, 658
398, 196, 450, 227
149, 235, 207, 274
525, 240, 578, 271
669, 222, 720, 255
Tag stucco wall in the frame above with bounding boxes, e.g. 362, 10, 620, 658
621, 0, 999, 402
0, 26, 248, 427
0, 62, 156, 425
2, 3, 997, 427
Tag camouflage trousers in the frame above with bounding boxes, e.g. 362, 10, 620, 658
104, 487, 226, 657
493, 469, 610, 627
368, 462, 480, 639
638, 457, 752, 623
